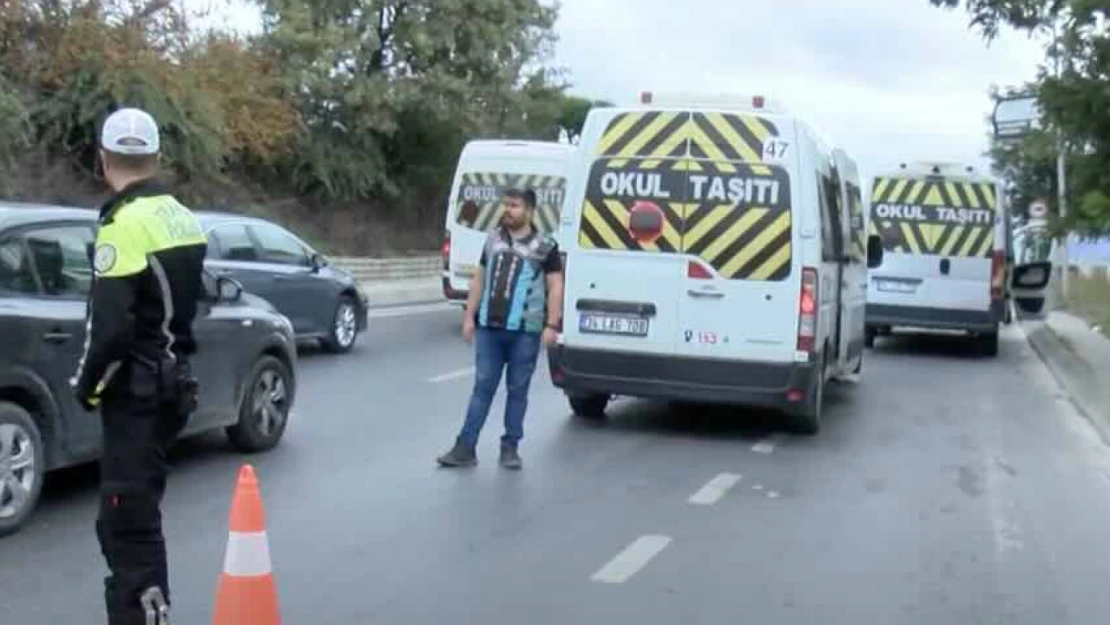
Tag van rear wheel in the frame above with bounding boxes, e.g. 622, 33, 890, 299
979, 331, 999, 358
787, 357, 824, 436
568, 393, 609, 420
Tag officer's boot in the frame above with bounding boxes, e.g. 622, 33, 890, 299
140, 586, 170, 625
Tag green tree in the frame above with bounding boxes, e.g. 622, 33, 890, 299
252, 0, 561, 204
557, 96, 612, 144
0, 74, 31, 195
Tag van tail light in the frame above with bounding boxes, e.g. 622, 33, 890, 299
440, 231, 451, 270
797, 267, 818, 353
687, 260, 713, 279
990, 250, 1004, 300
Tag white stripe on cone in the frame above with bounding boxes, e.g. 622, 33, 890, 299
222, 531, 273, 577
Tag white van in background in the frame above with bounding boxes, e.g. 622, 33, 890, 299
547, 92, 885, 434
440, 140, 577, 306
864, 162, 1012, 356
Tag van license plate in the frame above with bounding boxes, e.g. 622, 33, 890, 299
579, 313, 649, 337
874, 279, 917, 293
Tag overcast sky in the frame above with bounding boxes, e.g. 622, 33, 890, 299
190, 0, 1048, 179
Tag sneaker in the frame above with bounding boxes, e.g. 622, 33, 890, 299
499, 445, 522, 470
437, 442, 477, 467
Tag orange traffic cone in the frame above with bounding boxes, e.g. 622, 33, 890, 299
212, 464, 281, 625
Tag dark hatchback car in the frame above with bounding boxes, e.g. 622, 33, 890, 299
197, 212, 369, 353
0, 203, 298, 537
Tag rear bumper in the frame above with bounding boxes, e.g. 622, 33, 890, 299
865, 301, 1004, 334
442, 276, 468, 304
547, 345, 820, 410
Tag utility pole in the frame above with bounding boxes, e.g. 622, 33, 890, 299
1052, 19, 1070, 302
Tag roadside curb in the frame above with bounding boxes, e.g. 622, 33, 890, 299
362, 277, 443, 309
1022, 314, 1110, 443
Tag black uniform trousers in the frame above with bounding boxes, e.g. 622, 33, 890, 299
96, 361, 188, 625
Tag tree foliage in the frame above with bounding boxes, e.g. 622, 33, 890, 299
0, 0, 593, 251
930, 0, 1110, 234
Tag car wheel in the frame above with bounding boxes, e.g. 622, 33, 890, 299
0, 401, 45, 538
787, 354, 825, 436
322, 295, 359, 353
227, 355, 294, 452
568, 393, 609, 420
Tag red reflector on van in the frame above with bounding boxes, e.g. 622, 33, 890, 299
628, 201, 665, 243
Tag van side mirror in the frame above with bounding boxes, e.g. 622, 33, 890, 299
1011, 261, 1051, 290
310, 252, 327, 272
866, 235, 884, 269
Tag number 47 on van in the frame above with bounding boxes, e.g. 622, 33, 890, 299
763, 140, 789, 161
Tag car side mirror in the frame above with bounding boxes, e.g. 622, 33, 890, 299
866, 234, 884, 269
310, 252, 327, 271
217, 276, 243, 302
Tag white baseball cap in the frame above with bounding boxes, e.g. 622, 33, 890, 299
100, 108, 160, 155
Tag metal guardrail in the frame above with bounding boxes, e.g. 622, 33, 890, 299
330, 255, 441, 282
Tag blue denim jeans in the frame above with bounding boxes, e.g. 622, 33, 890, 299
457, 327, 542, 449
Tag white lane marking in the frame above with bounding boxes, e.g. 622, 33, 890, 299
428, 367, 475, 383
752, 484, 764, 491
590, 535, 672, 584
751, 433, 784, 454
687, 473, 742, 505
369, 302, 456, 319
766, 491, 780, 499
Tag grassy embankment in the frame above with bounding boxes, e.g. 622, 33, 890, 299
1065, 268, 1110, 339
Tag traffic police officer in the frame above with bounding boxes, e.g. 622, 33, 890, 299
71, 107, 208, 625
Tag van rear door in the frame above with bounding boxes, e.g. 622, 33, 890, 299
868, 176, 998, 311
562, 110, 691, 357
676, 112, 799, 363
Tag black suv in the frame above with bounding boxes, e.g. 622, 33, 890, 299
0, 202, 298, 536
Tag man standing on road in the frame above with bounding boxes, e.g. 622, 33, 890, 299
70, 107, 207, 625
437, 188, 564, 470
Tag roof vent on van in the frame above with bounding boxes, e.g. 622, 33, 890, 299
637, 91, 781, 113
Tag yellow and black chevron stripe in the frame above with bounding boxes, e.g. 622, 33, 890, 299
577, 159, 793, 280
454, 172, 565, 234
579, 198, 686, 253
594, 111, 780, 176
868, 176, 998, 257
682, 164, 792, 280
578, 161, 686, 252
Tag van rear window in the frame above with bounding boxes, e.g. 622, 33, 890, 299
869, 176, 997, 257
453, 172, 565, 235
578, 157, 793, 281
579, 109, 793, 281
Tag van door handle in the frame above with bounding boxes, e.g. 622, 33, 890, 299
687, 289, 725, 299
43, 331, 72, 343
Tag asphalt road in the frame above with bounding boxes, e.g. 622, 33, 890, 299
4, 307, 1110, 624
